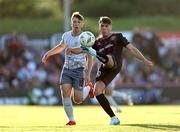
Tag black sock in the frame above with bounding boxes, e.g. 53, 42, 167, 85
96, 94, 115, 118
96, 52, 109, 64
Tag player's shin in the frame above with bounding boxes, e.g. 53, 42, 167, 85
63, 98, 75, 121
96, 94, 115, 117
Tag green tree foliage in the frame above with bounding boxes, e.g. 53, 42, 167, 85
72, 0, 180, 17
0, 0, 53, 18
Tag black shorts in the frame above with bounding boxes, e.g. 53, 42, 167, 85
96, 65, 121, 87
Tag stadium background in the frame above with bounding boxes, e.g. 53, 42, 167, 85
0, 0, 179, 106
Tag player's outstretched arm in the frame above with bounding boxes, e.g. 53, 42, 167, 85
126, 43, 153, 69
66, 47, 84, 54
41, 43, 65, 63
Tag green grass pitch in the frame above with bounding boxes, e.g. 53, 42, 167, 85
0, 105, 180, 132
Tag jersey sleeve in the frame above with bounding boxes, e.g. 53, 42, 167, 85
59, 33, 66, 46
117, 33, 130, 47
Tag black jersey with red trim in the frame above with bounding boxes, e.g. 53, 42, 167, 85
92, 33, 130, 67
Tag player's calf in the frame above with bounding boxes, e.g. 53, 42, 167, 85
94, 86, 105, 96
73, 97, 83, 104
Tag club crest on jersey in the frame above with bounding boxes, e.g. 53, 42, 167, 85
99, 43, 113, 52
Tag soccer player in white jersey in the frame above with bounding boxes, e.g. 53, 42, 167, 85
41, 12, 93, 126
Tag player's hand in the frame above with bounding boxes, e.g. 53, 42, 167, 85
41, 52, 49, 63
83, 68, 91, 84
66, 48, 73, 54
66, 47, 83, 54
144, 59, 153, 70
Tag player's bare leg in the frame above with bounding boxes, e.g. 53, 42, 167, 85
73, 89, 83, 104
112, 90, 134, 106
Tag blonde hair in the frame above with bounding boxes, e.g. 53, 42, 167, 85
71, 12, 84, 21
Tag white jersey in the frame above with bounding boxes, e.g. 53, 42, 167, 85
60, 31, 86, 69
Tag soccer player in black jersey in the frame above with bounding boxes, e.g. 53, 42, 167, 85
68, 16, 153, 125
81, 16, 153, 125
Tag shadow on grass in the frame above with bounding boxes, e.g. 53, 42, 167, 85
123, 124, 180, 131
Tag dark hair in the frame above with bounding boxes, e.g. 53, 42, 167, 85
99, 16, 112, 24
71, 12, 84, 21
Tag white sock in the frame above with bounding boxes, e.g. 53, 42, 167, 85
112, 90, 124, 97
112, 91, 133, 105
106, 95, 121, 112
83, 85, 90, 100
62, 98, 75, 121
112, 90, 127, 99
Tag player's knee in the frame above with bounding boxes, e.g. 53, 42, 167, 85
94, 81, 105, 96
62, 92, 70, 98
105, 88, 112, 95
104, 55, 115, 68
73, 97, 83, 104
94, 88, 103, 96
60, 87, 72, 98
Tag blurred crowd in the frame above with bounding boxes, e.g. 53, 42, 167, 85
0, 30, 180, 91
114, 28, 180, 89
0, 32, 63, 90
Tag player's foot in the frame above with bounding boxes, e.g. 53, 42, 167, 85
80, 46, 97, 56
88, 81, 94, 98
66, 121, 76, 126
110, 116, 120, 125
